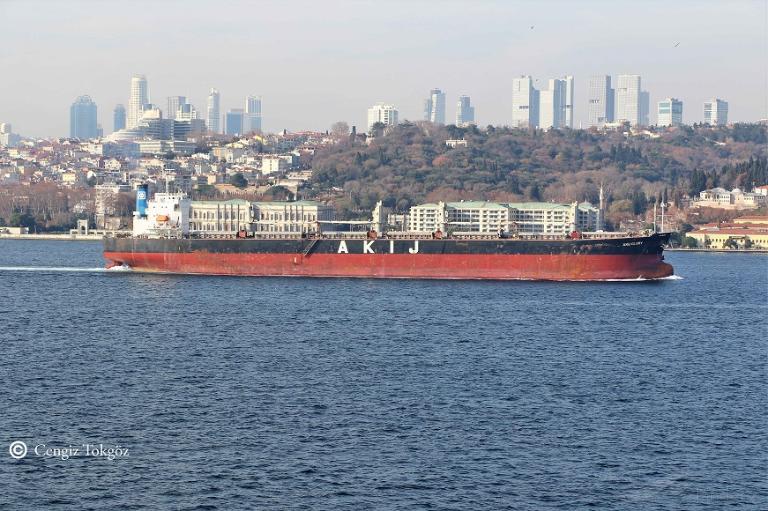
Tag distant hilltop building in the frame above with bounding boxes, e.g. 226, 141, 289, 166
127, 74, 149, 129
512, 75, 539, 128
225, 109, 244, 136
704, 98, 728, 125
588, 75, 614, 128
113, 104, 126, 132
70, 95, 98, 139
424, 88, 446, 124
166, 96, 186, 120
0, 123, 21, 147
367, 103, 399, 131
657, 98, 683, 127
693, 187, 767, 210
615, 74, 641, 126
456, 95, 475, 127
245, 95, 262, 133
207, 88, 221, 134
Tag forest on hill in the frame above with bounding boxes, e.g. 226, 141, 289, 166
307, 122, 767, 223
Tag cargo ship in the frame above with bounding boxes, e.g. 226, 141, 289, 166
103, 189, 673, 281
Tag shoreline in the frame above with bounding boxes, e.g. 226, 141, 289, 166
0, 233, 105, 241
667, 247, 768, 253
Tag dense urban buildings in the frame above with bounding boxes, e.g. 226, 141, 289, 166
424, 88, 446, 125
512, 76, 539, 128
587, 75, 614, 128
127, 74, 149, 129
704, 98, 728, 125
113, 104, 126, 132
657, 98, 683, 127
166, 96, 186, 121
206, 88, 220, 134
367, 103, 399, 131
69, 95, 98, 139
245, 95, 262, 133
455, 95, 475, 127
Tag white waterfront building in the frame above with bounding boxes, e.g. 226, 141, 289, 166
367, 103, 399, 131
657, 98, 683, 127
251, 201, 335, 233
407, 201, 600, 235
704, 99, 728, 126
189, 199, 252, 233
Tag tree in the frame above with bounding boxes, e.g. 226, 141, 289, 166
682, 236, 698, 248
330, 121, 350, 139
230, 173, 248, 189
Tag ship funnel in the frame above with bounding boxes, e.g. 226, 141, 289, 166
136, 184, 149, 218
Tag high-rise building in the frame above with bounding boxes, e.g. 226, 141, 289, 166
424, 88, 446, 124
539, 79, 568, 130
640, 90, 650, 126
615, 74, 641, 125
704, 98, 728, 125
512, 76, 539, 128
563, 76, 574, 128
657, 98, 683, 127
587, 75, 614, 128
167, 96, 186, 120
225, 109, 244, 136
367, 103, 399, 131
113, 104, 126, 132
127, 74, 149, 129
70, 95, 98, 139
207, 89, 221, 134
245, 95, 262, 133
456, 95, 475, 126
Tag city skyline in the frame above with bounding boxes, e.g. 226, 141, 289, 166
0, 0, 765, 137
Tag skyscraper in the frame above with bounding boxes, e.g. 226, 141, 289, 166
563, 76, 574, 128
167, 96, 186, 120
127, 74, 149, 129
512, 76, 539, 128
657, 98, 683, 127
69, 95, 98, 139
640, 91, 650, 127
615, 74, 641, 125
587, 75, 614, 128
539, 79, 566, 130
704, 99, 728, 125
456, 95, 475, 126
424, 88, 446, 124
225, 109, 244, 136
113, 104, 126, 132
207, 89, 221, 134
245, 95, 262, 133
367, 103, 399, 131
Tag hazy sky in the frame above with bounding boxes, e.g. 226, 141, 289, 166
1, 0, 766, 137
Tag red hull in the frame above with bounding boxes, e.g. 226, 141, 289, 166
103, 251, 674, 281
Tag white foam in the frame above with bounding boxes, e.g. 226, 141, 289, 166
0, 266, 108, 273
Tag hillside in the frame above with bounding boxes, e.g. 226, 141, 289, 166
308, 122, 767, 222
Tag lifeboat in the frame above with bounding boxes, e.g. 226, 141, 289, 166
156, 215, 170, 222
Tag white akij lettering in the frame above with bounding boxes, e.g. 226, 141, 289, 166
408, 240, 419, 254
363, 240, 375, 254
338, 241, 348, 254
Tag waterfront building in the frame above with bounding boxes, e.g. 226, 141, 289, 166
225, 109, 244, 136
245, 95, 262, 133
657, 98, 683, 127
113, 104, 126, 132
367, 103, 399, 131
127, 74, 149, 129
512, 76, 539, 128
424, 88, 446, 124
588, 75, 614, 128
686, 216, 768, 249
251, 201, 335, 233
539, 78, 566, 130
456, 95, 475, 127
70, 95, 98, 139
407, 201, 599, 235
704, 98, 728, 125
207, 88, 220, 134
189, 199, 252, 232
615, 74, 641, 126
694, 187, 767, 210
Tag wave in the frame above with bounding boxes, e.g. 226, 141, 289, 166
0, 266, 109, 273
